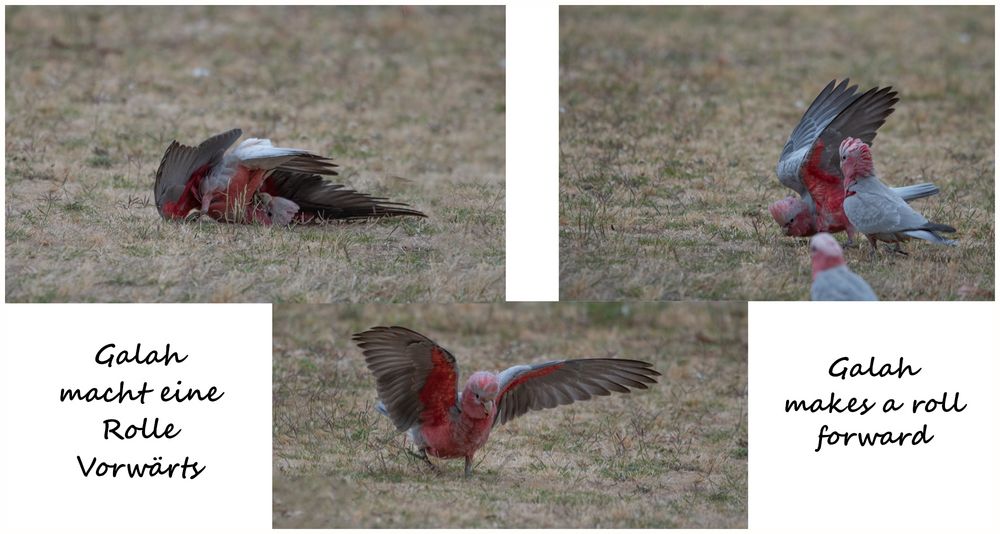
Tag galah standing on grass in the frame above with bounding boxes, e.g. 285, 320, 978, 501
809, 233, 878, 301
153, 128, 425, 225
840, 137, 956, 253
353, 326, 660, 477
771, 79, 930, 242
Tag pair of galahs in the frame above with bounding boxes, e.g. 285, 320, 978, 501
354, 326, 660, 477
153, 128, 425, 224
770, 79, 956, 253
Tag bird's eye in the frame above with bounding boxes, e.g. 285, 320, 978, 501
475, 393, 479, 399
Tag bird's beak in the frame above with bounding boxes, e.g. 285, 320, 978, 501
482, 399, 494, 413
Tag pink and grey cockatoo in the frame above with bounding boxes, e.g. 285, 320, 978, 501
153, 129, 425, 224
771, 79, 938, 241
809, 233, 877, 301
840, 137, 956, 253
353, 326, 660, 477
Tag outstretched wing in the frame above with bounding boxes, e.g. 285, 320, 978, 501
353, 326, 459, 431
154, 128, 242, 216
232, 138, 339, 176
493, 358, 660, 427
776, 79, 860, 196
805, 85, 898, 190
264, 170, 426, 220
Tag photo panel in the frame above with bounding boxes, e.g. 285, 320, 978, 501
5, 5, 505, 303
272, 302, 748, 528
559, 5, 994, 301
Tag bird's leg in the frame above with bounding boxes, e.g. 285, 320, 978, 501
867, 235, 879, 260
892, 242, 909, 256
844, 226, 857, 248
464, 455, 474, 478
407, 448, 439, 474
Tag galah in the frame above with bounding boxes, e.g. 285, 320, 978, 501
153, 129, 425, 224
772, 79, 898, 241
770, 181, 939, 238
809, 233, 878, 301
840, 137, 956, 252
353, 326, 660, 477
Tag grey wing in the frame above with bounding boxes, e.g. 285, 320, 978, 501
850, 179, 928, 234
776, 79, 860, 195
493, 358, 660, 427
154, 128, 242, 214
267, 170, 426, 220
234, 140, 340, 176
352, 326, 459, 431
814, 85, 898, 179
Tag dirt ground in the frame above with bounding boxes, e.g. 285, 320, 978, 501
560, 6, 994, 300
5, 6, 504, 302
272, 302, 748, 528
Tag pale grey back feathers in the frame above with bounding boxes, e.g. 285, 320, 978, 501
812, 265, 878, 301
845, 176, 956, 244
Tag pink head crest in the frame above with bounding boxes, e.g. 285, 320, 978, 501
839, 137, 874, 180
468, 371, 499, 397
810, 232, 842, 257
809, 232, 845, 274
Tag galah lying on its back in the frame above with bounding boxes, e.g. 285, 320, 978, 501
840, 137, 956, 253
153, 128, 425, 225
809, 233, 878, 301
354, 326, 660, 477
772, 79, 900, 242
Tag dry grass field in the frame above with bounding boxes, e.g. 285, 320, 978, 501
5, 6, 504, 302
273, 303, 747, 528
560, 6, 994, 300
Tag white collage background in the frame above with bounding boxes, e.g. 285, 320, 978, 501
1, 0, 998, 533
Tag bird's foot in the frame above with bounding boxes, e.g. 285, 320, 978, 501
407, 448, 440, 475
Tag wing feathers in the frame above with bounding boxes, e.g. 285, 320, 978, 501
354, 326, 458, 431
265, 170, 426, 220
494, 358, 659, 426
154, 128, 242, 215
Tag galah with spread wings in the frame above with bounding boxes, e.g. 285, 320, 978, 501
840, 137, 956, 253
153, 129, 425, 224
353, 326, 660, 477
809, 233, 878, 301
771, 79, 934, 242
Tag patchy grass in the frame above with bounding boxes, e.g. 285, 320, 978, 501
5, 6, 504, 302
272, 303, 748, 528
560, 6, 994, 300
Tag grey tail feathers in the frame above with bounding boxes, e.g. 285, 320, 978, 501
923, 222, 956, 233
903, 228, 957, 246
893, 182, 939, 203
